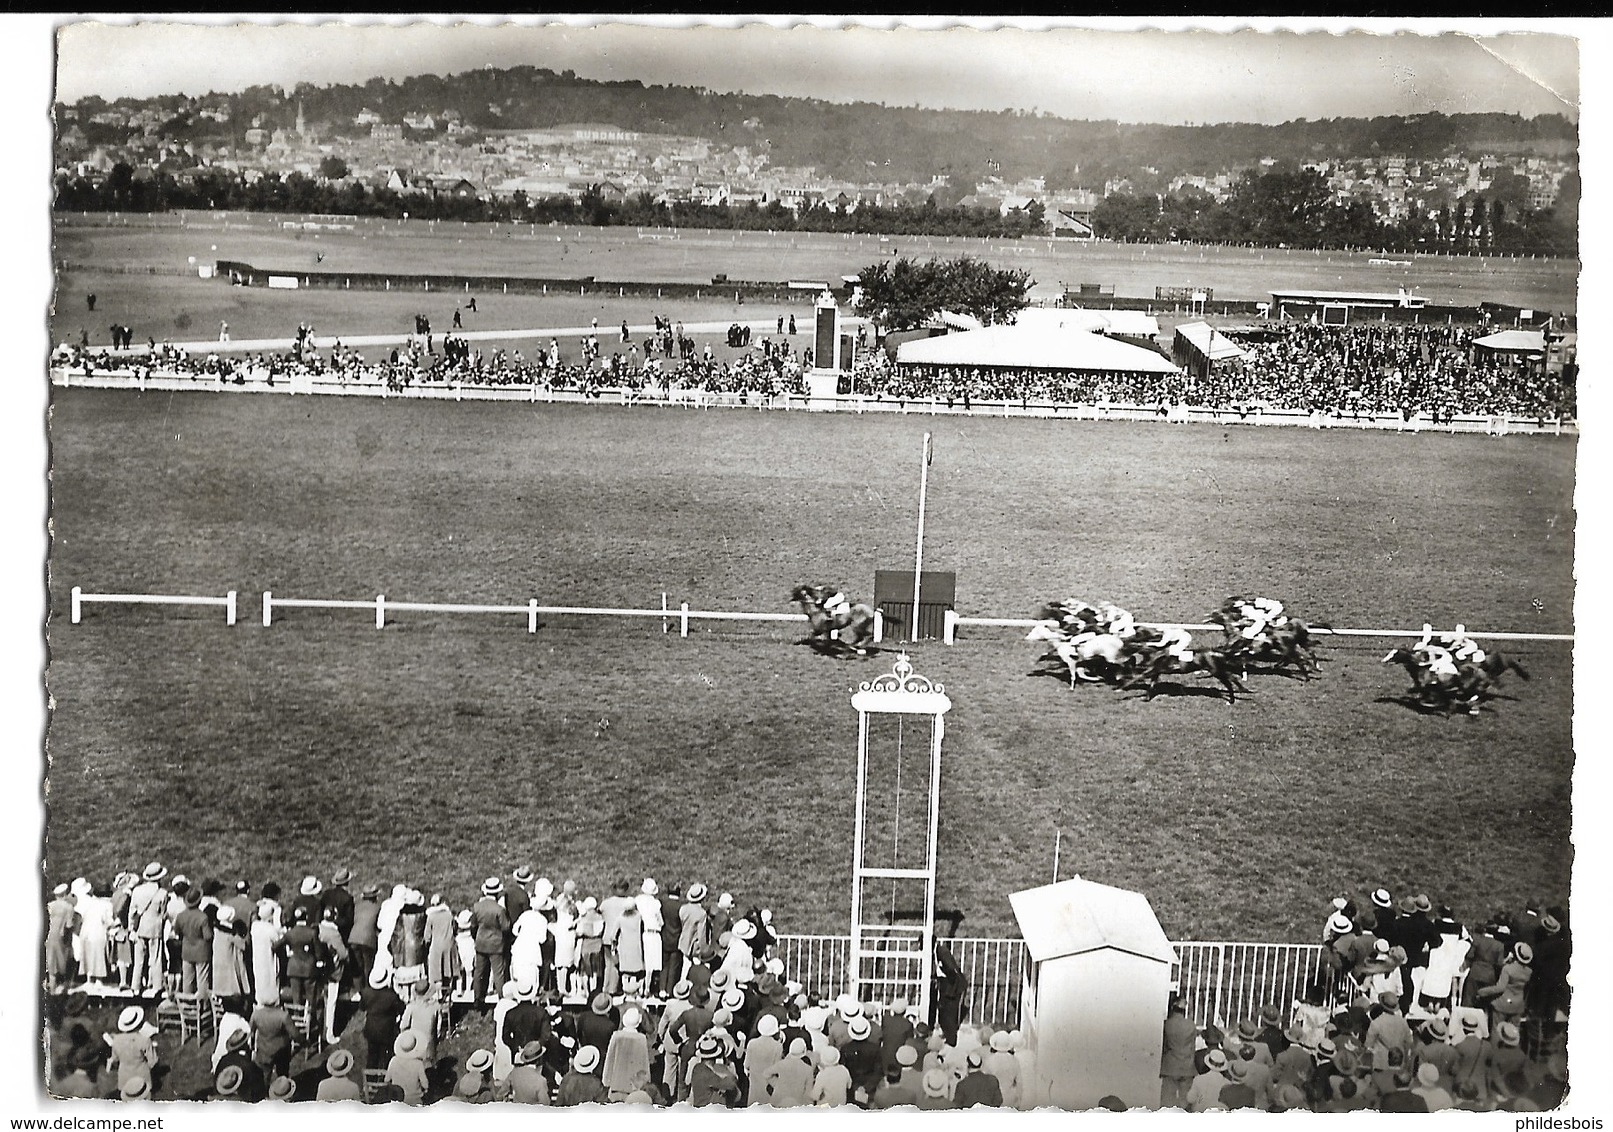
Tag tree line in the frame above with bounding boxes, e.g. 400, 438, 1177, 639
51, 165, 1049, 239
1091, 165, 1578, 256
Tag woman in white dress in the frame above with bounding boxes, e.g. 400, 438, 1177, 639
249, 903, 284, 1007
74, 879, 115, 986
551, 891, 578, 998
510, 907, 548, 989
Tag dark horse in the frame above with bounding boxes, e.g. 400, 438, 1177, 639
1209, 610, 1331, 680
791, 584, 876, 656
1381, 648, 1483, 716
1127, 643, 1250, 702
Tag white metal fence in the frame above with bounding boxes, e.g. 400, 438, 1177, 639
774, 934, 1339, 1031
50, 367, 1575, 437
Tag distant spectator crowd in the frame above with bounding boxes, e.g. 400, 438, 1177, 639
42, 860, 1569, 1111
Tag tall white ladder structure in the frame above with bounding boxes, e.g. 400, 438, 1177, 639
849, 653, 951, 1020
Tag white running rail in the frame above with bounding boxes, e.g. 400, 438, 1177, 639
70, 586, 236, 625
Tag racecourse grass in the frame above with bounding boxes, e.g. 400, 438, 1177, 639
45, 389, 1575, 939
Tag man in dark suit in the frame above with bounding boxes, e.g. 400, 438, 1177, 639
658, 881, 684, 995
321, 868, 356, 945
471, 878, 511, 1008
360, 968, 405, 1071
933, 937, 968, 1046
500, 982, 549, 1068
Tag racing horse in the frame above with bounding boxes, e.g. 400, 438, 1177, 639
1381, 647, 1484, 716
1025, 621, 1135, 686
1126, 641, 1251, 703
791, 584, 876, 656
1208, 604, 1331, 680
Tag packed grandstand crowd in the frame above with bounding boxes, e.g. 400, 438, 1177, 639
51, 313, 1574, 423
52, 313, 1576, 424
43, 862, 1570, 1110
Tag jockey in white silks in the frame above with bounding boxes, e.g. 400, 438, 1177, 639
822, 588, 851, 620
1097, 603, 1136, 639
1158, 627, 1194, 663
1441, 623, 1486, 664
1239, 596, 1288, 641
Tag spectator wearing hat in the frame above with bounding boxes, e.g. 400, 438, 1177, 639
506, 867, 534, 927
1477, 942, 1533, 1027
871, 1052, 922, 1110
1465, 919, 1507, 1008
315, 907, 349, 1042
212, 903, 250, 999
1217, 1056, 1258, 1109
1230, 1019, 1273, 1069
710, 892, 736, 942
578, 989, 618, 1057
249, 902, 285, 1007
743, 1013, 786, 1101
291, 876, 324, 929
487, 980, 520, 1081
656, 880, 683, 996
558, 1045, 608, 1106
52, 1042, 104, 1100
360, 965, 405, 1071
603, 1006, 652, 1100
510, 898, 549, 991
609, 897, 648, 995
1254, 1004, 1290, 1057
454, 1048, 496, 1102
933, 936, 968, 1045
1420, 913, 1471, 1012
1365, 991, 1414, 1058
599, 879, 637, 996
348, 884, 383, 994
916, 1066, 953, 1110
317, 1048, 362, 1102
385, 1032, 430, 1105
399, 976, 440, 1067
1230, 1039, 1270, 1102
501, 980, 548, 1068
1451, 1014, 1491, 1097
636, 880, 665, 991
389, 889, 428, 975
983, 1029, 1021, 1108
503, 1040, 550, 1103
321, 868, 355, 941
471, 877, 512, 1008
687, 1032, 740, 1108
954, 1048, 1004, 1109
575, 896, 605, 996
1530, 912, 1570, 1030
1486, 1021, 1528, 1096
127, 863, 167, 996
1415, 1016, 1460, 1078
1270, 1024, 1312, 1094
1378, 1064, 1429, 1112
878, 997, 915, 1074
454, 909, 476, 996
758, 1036, 816, 1107
810, 1043, 852, 1107
170, 890, 214, 999
74, 879, 114, 988
678, 884, 710, 978
1412, 1060, 1453, 1110
550, 887, 578, 998
119, 1075, 152, 1102
105, 1006, 159, 1095
224, 881, 255, 932
251, 987, 297, 1079
421, 894, 458, 998
1159, 1000, 1198, 1108
282, 904, 326, 1006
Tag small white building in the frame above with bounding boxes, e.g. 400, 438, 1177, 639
1010, 877, 1177, 1111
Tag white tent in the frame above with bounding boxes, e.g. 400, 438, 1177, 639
1013, 306, 1160, 339
896, 324, 1178, 373
1473, 329, 1547, 355
1173, 320, 1247, 362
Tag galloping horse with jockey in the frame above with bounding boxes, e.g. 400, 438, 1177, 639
1383, 623, 1529, 716
1209, 595, 1329, 679
1027, 600, 1149, 687
791, 583, 876, 656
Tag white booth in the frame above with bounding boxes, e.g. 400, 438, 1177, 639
1010, 877, 1178, 1110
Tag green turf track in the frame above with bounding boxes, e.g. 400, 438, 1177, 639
45, 390, 1575, 939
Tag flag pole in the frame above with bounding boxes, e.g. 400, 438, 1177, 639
912, 432, 931, 643
1052, 829, 1061, 884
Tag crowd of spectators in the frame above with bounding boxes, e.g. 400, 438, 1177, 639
42, 861, 1569, 1111
845, 321, 1575, 423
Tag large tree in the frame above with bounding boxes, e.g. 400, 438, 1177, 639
854, 255, 1032, 331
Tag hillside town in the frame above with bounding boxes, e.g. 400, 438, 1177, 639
54, 92, 1574, 240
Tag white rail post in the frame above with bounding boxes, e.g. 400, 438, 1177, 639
872, 608, 884, 643
226, 591, 237, 626
71, 586, 82, 624
528, 599, 538, 634
262, 591, 273, 627
376, 594, 386, 630
944, 608, 958, 645
680, 601, 690, 639
662, 592, 670, 635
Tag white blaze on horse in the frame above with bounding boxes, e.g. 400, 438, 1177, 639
791, 584, 876, 655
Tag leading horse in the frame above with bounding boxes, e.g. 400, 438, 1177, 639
791, 584, 876, 655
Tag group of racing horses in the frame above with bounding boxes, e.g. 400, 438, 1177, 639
792, 585, 1529, 715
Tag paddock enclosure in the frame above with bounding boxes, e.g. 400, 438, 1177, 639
45, 388, 1575, 941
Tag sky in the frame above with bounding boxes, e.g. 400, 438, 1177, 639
53, 16, 1581, 126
